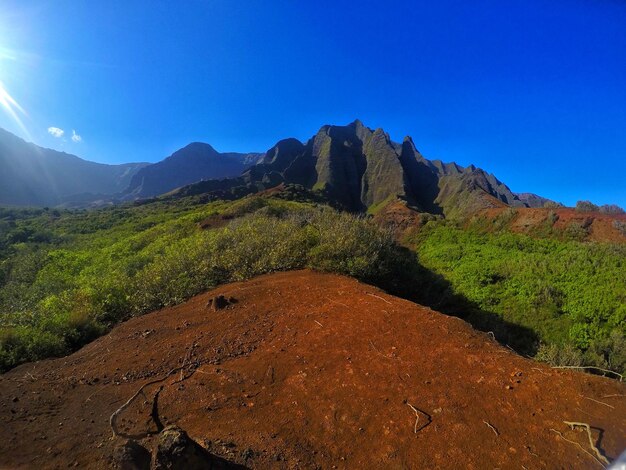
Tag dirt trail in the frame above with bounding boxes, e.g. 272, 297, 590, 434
1, 270, 625, 469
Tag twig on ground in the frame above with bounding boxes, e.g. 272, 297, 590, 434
483, 420, 499, 436
407, 403, 420, 433
583, 396, 614, 409
601, 394, 626, 398
366, 292, 392, 304
550, 428, 605, 468
369, 340, 391, 360
85, 384, 111, 403
563, 421, 610, 466
109, 365, 186, 439
314, 320, 323, 328
178, 345, 195, 381
406, 402, 431, 434
526, 446, 539, 458
551, 366, 623, 381
531, 367, 550, 376
327, 298, 350, 308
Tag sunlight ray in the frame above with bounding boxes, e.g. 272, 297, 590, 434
0, 80, 31, 140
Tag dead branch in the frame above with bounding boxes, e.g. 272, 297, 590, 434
483, 420, 499, 436
551, 365, 623, 381
601, 394, 626, 398
583, 396, 615, 409
563, 421, 610, 466
314, 320, 323, 328
366, 292, 392, 304
406, 402, 431, 434
109, 365, 186, 439
407, 403, 420, 433
550, 428, 605, 468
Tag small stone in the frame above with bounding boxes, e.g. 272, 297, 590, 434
111, 439, 150, 470
153, 425, 215, 469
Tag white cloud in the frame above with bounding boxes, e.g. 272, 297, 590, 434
47, 127, 64, 138
71, 130, 82, 143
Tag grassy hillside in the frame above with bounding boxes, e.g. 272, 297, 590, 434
1, 195, 624, 377
407, 221, 626, 375
0, 196, 410, 371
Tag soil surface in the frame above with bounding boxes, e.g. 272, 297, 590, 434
1, 270, 625, 469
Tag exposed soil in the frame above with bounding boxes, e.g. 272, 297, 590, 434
1, 270, 625, 469
479, 207, 626, 243
372, 199, 430, 236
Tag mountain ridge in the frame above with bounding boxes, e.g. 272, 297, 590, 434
0, 122, 553, 216
168, 120, 532, 218
0, 128, 148, 207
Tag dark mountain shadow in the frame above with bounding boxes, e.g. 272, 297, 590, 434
379, 246, 539, 357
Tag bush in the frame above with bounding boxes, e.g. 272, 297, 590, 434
575, 200, 599, 212
0, 203, 411, 370
413, 223, 626, 375
599, 204, 625, 215
613, 220, 626, 237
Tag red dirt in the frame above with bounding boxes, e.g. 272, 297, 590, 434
1, 270, 625, 469
372, 199, 428, 236
479, 207, 626, 243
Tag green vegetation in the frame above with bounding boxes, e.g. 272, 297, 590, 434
407, 221, 626, 374
0, 196, 410, 371
1, 194, 624, 377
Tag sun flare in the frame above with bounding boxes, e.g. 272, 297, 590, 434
0, 75, 30, 138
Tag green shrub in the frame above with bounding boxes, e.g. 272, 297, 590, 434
0, 202, 410, 371
413, 223, 626, 375
575, 200, 599, 212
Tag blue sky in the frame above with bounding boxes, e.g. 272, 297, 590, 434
0, 0, 625, 207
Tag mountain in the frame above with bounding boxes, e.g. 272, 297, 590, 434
0, 128, 147, 207
169, 120, 534, 217
516, 192, 563, 208
123, 142, 263, 198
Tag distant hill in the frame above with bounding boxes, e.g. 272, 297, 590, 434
169, 120, 532, 217
0, 128, 147, 207
516, 192, 563, 208
123, 142, 263, 198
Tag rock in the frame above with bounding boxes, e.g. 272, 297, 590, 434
152, 425, 214, 469
112, 440, 150, 470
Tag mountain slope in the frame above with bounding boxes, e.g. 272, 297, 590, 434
1, 271, 623, 468
0, 128, 147, 207
516, 192, 563, 208
169, 120, 532, 217
123, 142, 263, 198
